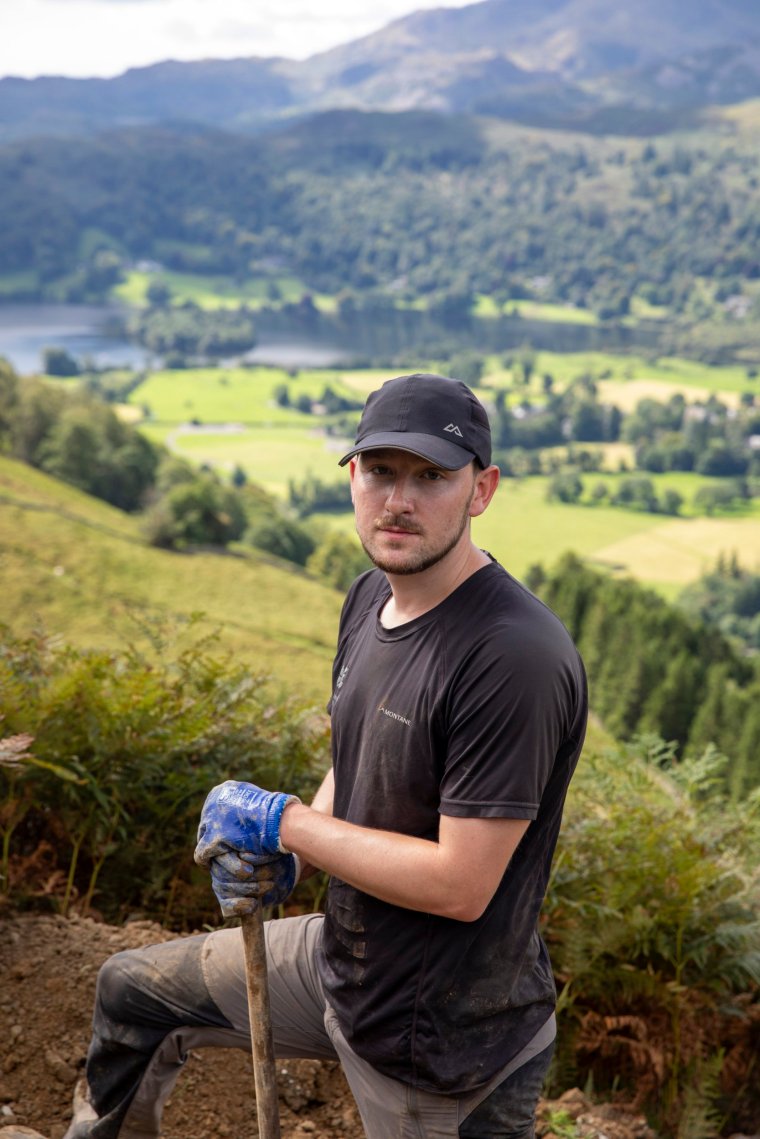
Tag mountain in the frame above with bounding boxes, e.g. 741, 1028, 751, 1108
0, 57, 299, 142
2, 0, 760, 140
320, 0, 760, 81
295, 0, 760, 117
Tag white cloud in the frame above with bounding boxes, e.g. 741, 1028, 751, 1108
0, 0, 473, 79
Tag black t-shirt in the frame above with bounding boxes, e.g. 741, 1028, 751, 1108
318, 560, 587, 1094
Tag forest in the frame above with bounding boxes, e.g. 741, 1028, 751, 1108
1, 111, 760, 362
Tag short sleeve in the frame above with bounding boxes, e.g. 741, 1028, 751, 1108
438, 622, 583, 820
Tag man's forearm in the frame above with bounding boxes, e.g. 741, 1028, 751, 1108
280, 800, 527, 922
296, 767, 335, 882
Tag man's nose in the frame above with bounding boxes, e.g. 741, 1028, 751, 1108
384, 475, 413, 512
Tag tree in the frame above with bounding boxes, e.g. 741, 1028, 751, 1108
446, 352, 484, 388
42, 347, 79, 377
246, 517, 316, 567
307, 533, 370, 591
613, 476, 659, 513
696, 442, 748, 477
547, 471, 583, 504
694, 483, 739, 515
146, 280, 171, 307
148, 475, 247, 548
273, 383, 290, 408
37, 402, 158, 511
660, 488, 683, 516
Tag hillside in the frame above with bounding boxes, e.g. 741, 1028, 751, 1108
317, 0, 760, 80
5, 108, 760, 344
3, 0, 760, 140
302, 0, 760, 116
0, 455, 341, 703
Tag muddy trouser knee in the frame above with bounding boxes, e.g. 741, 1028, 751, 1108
78, 911, 554, 1139
79, 912, 335, 1139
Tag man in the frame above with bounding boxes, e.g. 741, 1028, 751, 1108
65, 373, 587, 1139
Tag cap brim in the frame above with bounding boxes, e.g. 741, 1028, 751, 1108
338, 431, 474, 470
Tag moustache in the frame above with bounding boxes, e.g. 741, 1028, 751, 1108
375, 516, 421, 534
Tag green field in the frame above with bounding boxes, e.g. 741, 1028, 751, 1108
113, 270, 336, 312
134, 365, 360, 426
125, 359, 760, 594
442, 478, 760, 596
473, 296, 599, 325
114, 270, 607, 327
0, 456, 341, 702
480, 350, 757, 400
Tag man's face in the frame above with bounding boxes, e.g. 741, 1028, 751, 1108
349, 448, 481, 576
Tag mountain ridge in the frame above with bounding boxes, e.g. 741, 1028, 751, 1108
3, 0, 760, 140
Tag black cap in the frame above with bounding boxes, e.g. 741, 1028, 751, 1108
338, 373, 491, 470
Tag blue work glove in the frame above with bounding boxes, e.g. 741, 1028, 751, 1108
194, 779, 300, 861
206, 850, 299, 917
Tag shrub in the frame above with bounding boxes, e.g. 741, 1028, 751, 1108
546, 736, 760, 1134
0, 625, 329, 925
145, 473, 247, 548
246, 517, 316, 567
307, 532, 371, 591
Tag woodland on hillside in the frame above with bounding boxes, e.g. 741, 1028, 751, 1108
2, 117, 760, 364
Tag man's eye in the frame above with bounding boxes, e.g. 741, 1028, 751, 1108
422, 470, 444, 480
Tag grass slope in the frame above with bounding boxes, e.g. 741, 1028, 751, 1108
0, 456, 341, 703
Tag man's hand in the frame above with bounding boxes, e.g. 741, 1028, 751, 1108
205, 850, 298, 917
195, 779, 300, 860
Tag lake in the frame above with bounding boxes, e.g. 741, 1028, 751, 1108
0, 304, 151, 374
0, 302, 662, 376
0, 304, 355, 374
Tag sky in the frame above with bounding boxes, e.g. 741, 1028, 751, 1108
1, 0, 475, 80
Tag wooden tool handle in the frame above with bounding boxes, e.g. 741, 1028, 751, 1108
241, 908, 281, 1138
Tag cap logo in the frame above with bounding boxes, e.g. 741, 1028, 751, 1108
444, 423, 463, 437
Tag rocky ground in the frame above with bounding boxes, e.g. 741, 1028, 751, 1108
0, 912, 733, 1139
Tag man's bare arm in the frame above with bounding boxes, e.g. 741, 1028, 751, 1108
296, 767, 335, 881
281, 801, 528, 922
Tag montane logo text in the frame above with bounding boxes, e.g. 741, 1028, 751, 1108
380, 706, 412, 727
444, 423, 463, 437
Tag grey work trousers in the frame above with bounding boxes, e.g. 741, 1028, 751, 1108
69, 913, 555, 1139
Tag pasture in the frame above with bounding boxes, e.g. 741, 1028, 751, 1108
113, 269, 334, 312
123, 357, 760, 596
481, 350, 757, 400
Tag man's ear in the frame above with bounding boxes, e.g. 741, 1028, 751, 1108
469, 464, 500, 518
348, 457, 358, 503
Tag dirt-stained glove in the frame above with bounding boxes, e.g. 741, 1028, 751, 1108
195, 779, 300, 861
205, 849, 299, 917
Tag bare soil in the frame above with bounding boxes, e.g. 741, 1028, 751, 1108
0, 912, 659, 1139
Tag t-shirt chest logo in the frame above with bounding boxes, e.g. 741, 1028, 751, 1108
379, 705, 413, 727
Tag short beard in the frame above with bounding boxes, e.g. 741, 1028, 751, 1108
360, 502, 472, 576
